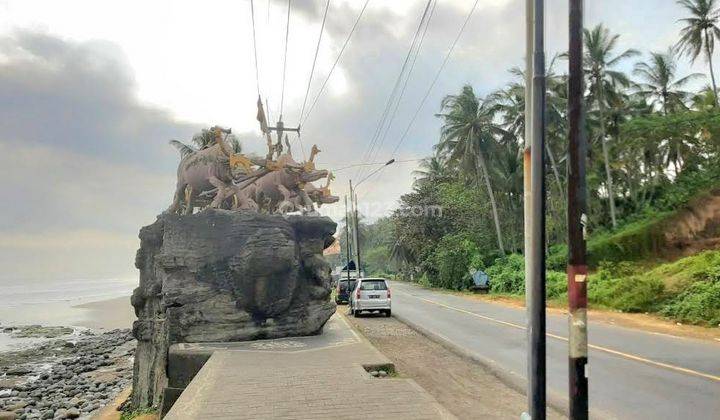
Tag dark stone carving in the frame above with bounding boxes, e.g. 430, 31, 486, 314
130, 209, 336, 407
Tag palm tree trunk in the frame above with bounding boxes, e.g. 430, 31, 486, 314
545, 142, 565, 202
599, 98, 618, 229
476, 152, 505, 254
706, 29, 719, 108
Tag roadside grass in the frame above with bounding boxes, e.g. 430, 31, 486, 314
119, 408, 157, 420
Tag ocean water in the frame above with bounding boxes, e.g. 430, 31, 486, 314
0, 278, 136, 351
0, 278, 136, 308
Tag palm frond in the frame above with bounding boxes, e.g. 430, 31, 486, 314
169, 140, 197, 158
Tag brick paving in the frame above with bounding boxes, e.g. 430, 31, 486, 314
165, 314, 455, 419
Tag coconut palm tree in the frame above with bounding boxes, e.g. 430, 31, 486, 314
412, 153, 451, 187
584, 24, 640, 229
490, 62, 567, 201
169, 129, 242, 158
634, 48, 705, 114
676, 0, 720, 107
692, 85, 719, 110
436, 85, 506, 254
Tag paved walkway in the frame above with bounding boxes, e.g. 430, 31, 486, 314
165, 314, 454, 420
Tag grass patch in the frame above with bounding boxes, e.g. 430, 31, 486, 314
120, 407, 157, 420
587, 213, 671, 266
645, 250, 720, 293
479, 251, 720, 326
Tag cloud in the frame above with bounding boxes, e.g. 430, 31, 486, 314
0, 31, 204, 281
0, 31, 211, 173
0, 0, 703, 282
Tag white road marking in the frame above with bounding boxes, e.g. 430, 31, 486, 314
395, 288, 720, 383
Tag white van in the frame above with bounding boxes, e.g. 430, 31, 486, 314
348, 278, 391, 317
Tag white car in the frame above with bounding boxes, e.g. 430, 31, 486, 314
349, 278, 391, 317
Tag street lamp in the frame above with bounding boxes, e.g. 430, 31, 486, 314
348, 158, 395, 279
355, 159, 395, 189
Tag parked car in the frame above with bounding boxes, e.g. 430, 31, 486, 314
335, 277, 358, 304
349, 278, 391, 317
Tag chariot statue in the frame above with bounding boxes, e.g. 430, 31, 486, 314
166, 99, 338, 215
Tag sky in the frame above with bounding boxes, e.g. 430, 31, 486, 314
0, 0, 713, 282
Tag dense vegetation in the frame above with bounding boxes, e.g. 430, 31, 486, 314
341, 3, 720, 327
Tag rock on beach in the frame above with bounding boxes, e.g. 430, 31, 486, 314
0, 328, 135, 419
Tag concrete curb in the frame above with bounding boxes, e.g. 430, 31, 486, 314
340, 311, 458, 420
392, 311, 571, 418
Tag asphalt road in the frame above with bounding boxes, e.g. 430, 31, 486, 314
390, 281, 720, 420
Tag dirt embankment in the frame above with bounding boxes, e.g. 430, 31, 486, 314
662, 188, 720, 257
345, 312, 565, 420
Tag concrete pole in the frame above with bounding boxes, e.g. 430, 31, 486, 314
344, 195, 352, 283
567, 1, 589, 418
523, 0, 535, 415
353, 191, 362, 277
528, 0, 547, 418
349, 180, 361, 278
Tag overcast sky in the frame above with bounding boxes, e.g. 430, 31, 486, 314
0, 0, 711, 282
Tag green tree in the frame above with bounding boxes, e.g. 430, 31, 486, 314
412, 153, 452, 187
633, 48, 704, 114
676, 0, 720, 107
585, 24, 640, 229
437, 85, 506, 253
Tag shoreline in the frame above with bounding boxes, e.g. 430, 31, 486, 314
72, 296, 136, 331
0, 295, 137, 418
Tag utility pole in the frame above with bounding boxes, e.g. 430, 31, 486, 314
568, 1, 589, 418
523, 0, 535, 416
349, 180, 361, 279
526, 0, 547, 418
353, 191, 362, 277
344, 195, 352, 283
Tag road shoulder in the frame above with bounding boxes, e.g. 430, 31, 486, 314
345, 310, 565, 419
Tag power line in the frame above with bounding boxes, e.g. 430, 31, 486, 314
301, 0, 371, 127
361, 0, 479, 189
280, 0, 291, 120
250, 0, 261, 97
328, 158, 422, 173
354, 0, 435, 181
390, 0, 481, 157
300, 0, 331, 124
362, 0, 436, 178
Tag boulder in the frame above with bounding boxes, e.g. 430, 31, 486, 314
130, 209, 336, 407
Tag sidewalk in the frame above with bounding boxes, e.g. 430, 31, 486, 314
164, 314, 454, 419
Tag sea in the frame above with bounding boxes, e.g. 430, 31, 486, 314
0, 278, 136, 352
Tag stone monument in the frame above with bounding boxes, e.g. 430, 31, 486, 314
130, 124, 340, 407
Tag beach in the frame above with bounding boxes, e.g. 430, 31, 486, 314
0, 280, 138, 419
72, 297, 136, 331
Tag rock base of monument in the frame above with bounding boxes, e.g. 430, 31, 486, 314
130, 209, 337, 407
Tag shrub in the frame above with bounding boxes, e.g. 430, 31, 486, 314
588, 263, 666, 312
660, 279, 720, 326
418, 272, 432, 287
546, 244, 568, 271
487, 254, 525, 295
546, 271, 567, 299
427, 234, 477, 290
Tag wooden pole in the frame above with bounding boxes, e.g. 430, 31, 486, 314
567, 0, 589, 417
